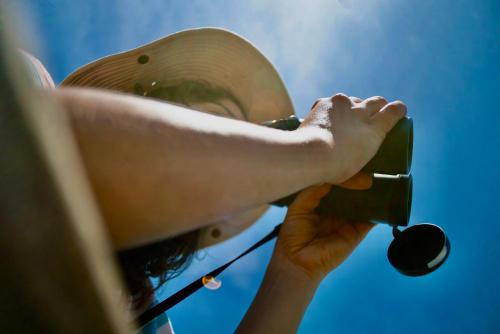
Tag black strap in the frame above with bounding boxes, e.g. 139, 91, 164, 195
136, 223, 283, 327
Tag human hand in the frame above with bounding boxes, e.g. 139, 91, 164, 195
273, 175, 374, 283
237, 176, 373, 334
299, 94, 407, 184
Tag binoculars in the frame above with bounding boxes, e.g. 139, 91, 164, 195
263, 116, 450, 276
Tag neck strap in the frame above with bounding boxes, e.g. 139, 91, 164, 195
136, 223, 282, 327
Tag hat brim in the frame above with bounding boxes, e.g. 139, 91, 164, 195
61, 27, 295, 249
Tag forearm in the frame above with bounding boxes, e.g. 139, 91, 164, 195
236, 252, 319, 334
52, 88, 333, 248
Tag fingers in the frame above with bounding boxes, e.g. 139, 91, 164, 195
363, 96, 388, 115
330, 93, 352, 109
319, 218, 374, 246
339, 172, 372, 190
353, 221, 375, 239
309, 94, 406, 136
335, 220, 375, 245
371, 100, 407, 133
288, 183, 332, 215
311, 93, 355, 111
310, 98, 322, 110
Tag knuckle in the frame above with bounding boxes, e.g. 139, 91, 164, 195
367, 96, 387, 104
331, 93, 349, 102
387, 100, 407, 113
311, 98, 322, 109
350, 96, 363, 103
332, 93, 349, 99
374, 96, 388, 103
311, 97, 330, 109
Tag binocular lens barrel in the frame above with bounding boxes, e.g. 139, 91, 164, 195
363, 118, 413, 174
273, 174, 412, 226
316, 174, 412, 226
263, 115, 449, 276
265, 116, 413, 226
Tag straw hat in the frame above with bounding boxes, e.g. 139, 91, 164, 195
62, 27, 295, 248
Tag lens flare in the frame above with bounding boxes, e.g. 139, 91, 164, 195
202, 275, 222, 290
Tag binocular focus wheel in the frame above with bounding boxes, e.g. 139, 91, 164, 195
388, 224, 450, 276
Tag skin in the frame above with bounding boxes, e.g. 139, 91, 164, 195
52, 89, 405, 249
26, 53, 406, 332
236, 95, 405, 333
51, 89, 405, 333
236, 182, 374, 334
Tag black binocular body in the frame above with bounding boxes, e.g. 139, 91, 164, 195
263, 116, 414, 227
264, 115, 450, 277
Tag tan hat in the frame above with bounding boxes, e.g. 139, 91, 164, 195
61, 27, 295, 248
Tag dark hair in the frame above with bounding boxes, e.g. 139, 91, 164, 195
117, 230, 200, 309
117, 80, 245, 309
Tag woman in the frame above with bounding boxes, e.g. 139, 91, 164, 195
26, 28, 406, 333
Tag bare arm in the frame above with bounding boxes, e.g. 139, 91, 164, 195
235, 253, 319, 334
52, 88, 331, 248
237, 94, 407, 333
52, 89, 404, 249
236, 181, 374, 334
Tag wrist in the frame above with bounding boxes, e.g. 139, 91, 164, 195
236, 245, 320, 333
267, 250, 323, 290
290, 127, 338, 185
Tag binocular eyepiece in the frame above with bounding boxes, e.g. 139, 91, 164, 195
263, 116, 450, 276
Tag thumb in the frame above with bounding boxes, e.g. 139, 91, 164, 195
339, 172, 372, 190
287, 183, 332, 215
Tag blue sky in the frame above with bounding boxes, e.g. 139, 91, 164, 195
15, 0, 500, 333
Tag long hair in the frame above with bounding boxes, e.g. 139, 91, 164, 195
117, 230, 200, 309
116, 80, 245, 309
